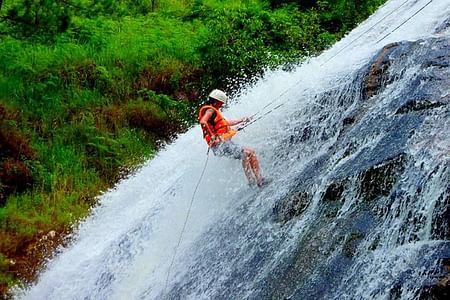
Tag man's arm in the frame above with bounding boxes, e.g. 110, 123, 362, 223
199, 109, 216, 137
227, 116, 251, 126
200, 109, 222, 146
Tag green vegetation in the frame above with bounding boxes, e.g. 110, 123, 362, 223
0, 0, 386, 294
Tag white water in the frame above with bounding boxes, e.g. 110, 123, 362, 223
18, 0, 450, 299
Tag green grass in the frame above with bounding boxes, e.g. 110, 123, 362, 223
0, 0, 388, 294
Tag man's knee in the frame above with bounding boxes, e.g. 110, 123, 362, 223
243, 147, 255, 157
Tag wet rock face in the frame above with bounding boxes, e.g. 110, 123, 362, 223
432, 186, 450, 240
358, 153, 406, 202
322, 181, 346, 202
361, 38, 450, 103
266, 37, 450, 299
362, 42, 401, 100
435, 17, 450, 34
418, 258, 450, 300
272, 190, 310, 224
395, 99, 446, 115
274, 37, 450, 224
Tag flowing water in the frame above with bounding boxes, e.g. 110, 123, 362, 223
17, 0, 450, 299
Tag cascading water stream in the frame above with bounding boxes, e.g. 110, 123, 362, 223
17, 0, 450, 299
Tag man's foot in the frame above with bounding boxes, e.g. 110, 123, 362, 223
257, 177, 272, 188
247, 178, 257, 187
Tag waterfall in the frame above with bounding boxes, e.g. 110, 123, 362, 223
17, 0, 450, 299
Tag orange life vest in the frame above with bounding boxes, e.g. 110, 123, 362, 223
198, 105, 237, 145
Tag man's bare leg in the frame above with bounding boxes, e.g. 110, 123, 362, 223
242, 153, 256, 185
243, 148, 263, 185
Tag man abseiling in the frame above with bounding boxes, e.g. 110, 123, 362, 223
198, 89, 266, 187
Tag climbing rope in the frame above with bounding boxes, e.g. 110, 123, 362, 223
376, 0, 433, 44
247, 84, 295, 120
238, 0, 434, 130
320, 0, 410, 66
238, 102, 285, 131
164, 149, 210, 296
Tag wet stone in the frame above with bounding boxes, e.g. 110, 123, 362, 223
358, 153, 406, 202
395, 99, 446, 115
432, 186, 450, 240
322, 181, 347, 202
272, 191, 311, 224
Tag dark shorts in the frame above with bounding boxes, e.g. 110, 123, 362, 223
212, 140, 244, 160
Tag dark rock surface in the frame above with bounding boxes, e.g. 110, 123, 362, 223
263, 37, 450, 299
